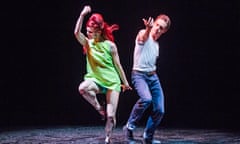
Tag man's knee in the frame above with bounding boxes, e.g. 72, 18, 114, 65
159, 110, 165, 116
155, 108, 165, 116
139, 99, 152, 107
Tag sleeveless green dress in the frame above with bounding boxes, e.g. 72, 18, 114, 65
84, 39, 121, 92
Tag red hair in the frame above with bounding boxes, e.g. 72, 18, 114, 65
86, 13, 119, 42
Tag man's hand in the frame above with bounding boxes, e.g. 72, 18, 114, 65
142, 17, 154, 29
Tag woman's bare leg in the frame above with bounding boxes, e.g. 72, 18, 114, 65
105, 90, 120, 143
78, 80, 102, 111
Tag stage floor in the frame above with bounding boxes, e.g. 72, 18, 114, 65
0, 126, 239, 144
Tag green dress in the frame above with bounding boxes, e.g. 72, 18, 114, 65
84, 39, 121, 92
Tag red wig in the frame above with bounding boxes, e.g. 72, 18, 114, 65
86, 13, 119, 42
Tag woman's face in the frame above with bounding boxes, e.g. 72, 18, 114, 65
86, 26, 101, 39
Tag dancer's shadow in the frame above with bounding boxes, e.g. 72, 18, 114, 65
112, 139, 143, 144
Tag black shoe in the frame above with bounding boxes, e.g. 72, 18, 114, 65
123, 125, 134, 140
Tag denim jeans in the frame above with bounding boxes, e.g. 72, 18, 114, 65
127, 70, 165, 140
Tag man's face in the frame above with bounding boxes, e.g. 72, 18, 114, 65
151, 19, 167, 40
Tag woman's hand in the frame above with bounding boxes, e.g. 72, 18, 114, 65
81, 5, 91, 16
121, 84, 132, 92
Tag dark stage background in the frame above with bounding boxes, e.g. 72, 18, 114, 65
2, 0, 240, 130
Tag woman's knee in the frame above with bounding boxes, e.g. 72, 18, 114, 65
106, 104, 115, 117
79, 85, 87, 95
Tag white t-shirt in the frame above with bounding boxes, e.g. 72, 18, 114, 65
132, 34, 159, 72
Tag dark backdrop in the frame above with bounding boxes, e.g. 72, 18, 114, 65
2, 0, 240, 130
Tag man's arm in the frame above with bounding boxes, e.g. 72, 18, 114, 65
137, 17, 154, 43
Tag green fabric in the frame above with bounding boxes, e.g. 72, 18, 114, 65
84, 40, 121, 92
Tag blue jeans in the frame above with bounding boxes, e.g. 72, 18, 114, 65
127, 70, 165, 140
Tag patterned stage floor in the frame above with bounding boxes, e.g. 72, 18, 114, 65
0, 126, 239, 144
